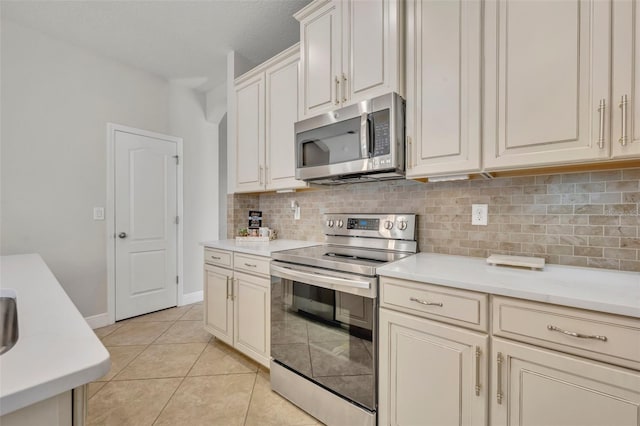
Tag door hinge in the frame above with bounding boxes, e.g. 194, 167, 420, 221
176, 275, 179, 284
173, 155, 180, 165
175, 216, 180, 224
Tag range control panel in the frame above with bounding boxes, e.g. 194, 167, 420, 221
323, 213, 416, 241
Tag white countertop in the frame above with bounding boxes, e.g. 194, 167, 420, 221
0, 254, 110, 416
377, 253, 640, 318
201, 239, 321, 256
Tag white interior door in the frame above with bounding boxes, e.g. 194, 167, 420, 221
114, 130, 178, 321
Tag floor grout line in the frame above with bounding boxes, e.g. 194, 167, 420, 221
242, 371, 259, 426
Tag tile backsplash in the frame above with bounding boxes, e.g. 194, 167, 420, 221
228, 168, 640, 272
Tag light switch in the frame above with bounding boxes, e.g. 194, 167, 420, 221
93, 207, 105, 220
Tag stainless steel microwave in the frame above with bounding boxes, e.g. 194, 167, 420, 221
294, 92, 405, 184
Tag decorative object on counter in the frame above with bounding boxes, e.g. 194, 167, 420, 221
486, 254, 545, 270
235, 228, 277, 243
248, 210, 262, 230
238, 228, 249, 237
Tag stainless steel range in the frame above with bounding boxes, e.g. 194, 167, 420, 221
269, 213, 417, 426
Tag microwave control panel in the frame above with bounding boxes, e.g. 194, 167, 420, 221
371, 110, 391, 156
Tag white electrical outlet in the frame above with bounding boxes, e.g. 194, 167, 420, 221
471, 204, 488, 226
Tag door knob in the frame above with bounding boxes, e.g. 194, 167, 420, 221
118, 232, 127, 239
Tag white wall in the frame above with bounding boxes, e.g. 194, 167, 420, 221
168, 83, 219, 297
1, 20, 173, 317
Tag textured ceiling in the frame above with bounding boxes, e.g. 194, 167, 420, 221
1, 0, 312, 91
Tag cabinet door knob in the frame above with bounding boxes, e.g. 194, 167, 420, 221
118, 232, 127, 239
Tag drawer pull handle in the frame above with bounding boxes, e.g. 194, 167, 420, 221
547, 325, 608, 342
244, 263, 257, 268
210, 256, 221, 260
619, 94, 628, 146
597, 98, 606, 149
409, 297, 443, 307
496, 352, 503, 405
474, 346, 481, 396
226, 276, 230, 300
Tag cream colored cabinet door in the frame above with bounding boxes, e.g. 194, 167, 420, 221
297, 0, 342, 118
491, 337, 640, 426
379, 308, 488, 426
235, 73, 265, 192
265, 50, 306, 191
343, 0, 402, 105
203, 264, 233, 346
406, 0, 481, 178
483, 0, 611, 170
233, 271, 270, 367
612, 0, 640, 158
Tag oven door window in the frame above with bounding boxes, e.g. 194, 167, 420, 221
297, 117, 363, 168
271, 279, 376, 411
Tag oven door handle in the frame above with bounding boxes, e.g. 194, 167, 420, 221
270, 264, 374, 296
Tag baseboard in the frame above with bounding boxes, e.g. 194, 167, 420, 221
85, 313, 111, 329
181, 290, 203, 305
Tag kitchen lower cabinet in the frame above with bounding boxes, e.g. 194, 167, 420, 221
379, 308, 488, 426
203, 248, 270, 367
491, 337, 640, 426
1, 386, 87, 426
203, 264, 233, 346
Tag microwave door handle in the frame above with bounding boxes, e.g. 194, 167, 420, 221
360, 113, 370, 159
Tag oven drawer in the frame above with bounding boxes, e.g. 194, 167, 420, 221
492, 296, 640, 370
234, 252, 270, 277
204, 248, 232, 268
380, 277, 488, 332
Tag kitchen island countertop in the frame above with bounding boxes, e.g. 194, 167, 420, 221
201, 239, 320, 257
0, 254, 110, 416
377, 252, 640, 318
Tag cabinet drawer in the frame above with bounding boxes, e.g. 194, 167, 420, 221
492, 296, 640, 370
234, 253, 270, 277
204, 248, 232, 268
380, 277, 488, 332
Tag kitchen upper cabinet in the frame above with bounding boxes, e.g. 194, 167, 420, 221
233, 44, 306, 193
405, 0, 482, 178
612, 0, 640, 158
295, 0, 403, 119
491, 337, 640, 426
483, 0, 612, 170
379, 308, 488, 426
235, 74, 265, 193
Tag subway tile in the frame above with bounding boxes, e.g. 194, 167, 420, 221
469, 249, 488, 257
521, 243, 546, 254
590, 192, 622, 204
559, 235, 588, 246
522, 204, 547, 214
546, 225, 574, 235
511, 176, 536, 186
622, 192, 640, 203
604, 226, 636, 237
561, 215, 589, 225
620, 238, 640, 249
547, 205, 573, 214
546, 245, 573, 255
622, 168, 640, 180
606, 181, 639, 192
574, 225, 603, 236
604, 203, 638, 215
620, 260, 640, 271
500, 224, 522, 233
574, 204, 604, 215
558, 255, 589, 267
589, 236, 620, 248
589, 215, 620, 225
575, 182, 605, 193
534, 215, 559, 224
536, 175, 563, 184
499, 242, 521, 252
534, 194, 562, 204
590, 170, 622, 182
510, 233, 533, 243
523, 185, 547, 195
603, 248, 637, 260
588, 258, 620, 269
562, 193, 590, 204
534, 234, 558, 244
510, 215, 534, 224
562, 173, 590, 183
574, 246, 603, 257
499, 205, 523, 214
547, 183, 575, 194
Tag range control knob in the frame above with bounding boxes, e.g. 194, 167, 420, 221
337, 219, 344, 228
327, 219, 335, 228
397, 220, 408, 231
384, 220, 394, 230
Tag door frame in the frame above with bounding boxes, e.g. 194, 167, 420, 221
106, 123, 184, 324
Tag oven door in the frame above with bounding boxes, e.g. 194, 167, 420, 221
270, 262, 377, 412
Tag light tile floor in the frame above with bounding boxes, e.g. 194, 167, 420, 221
89, 303, 322, 426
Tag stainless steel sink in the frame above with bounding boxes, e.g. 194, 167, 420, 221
0, 290, 18, 355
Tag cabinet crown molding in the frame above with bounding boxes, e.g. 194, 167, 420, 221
234, 42, 300, 85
